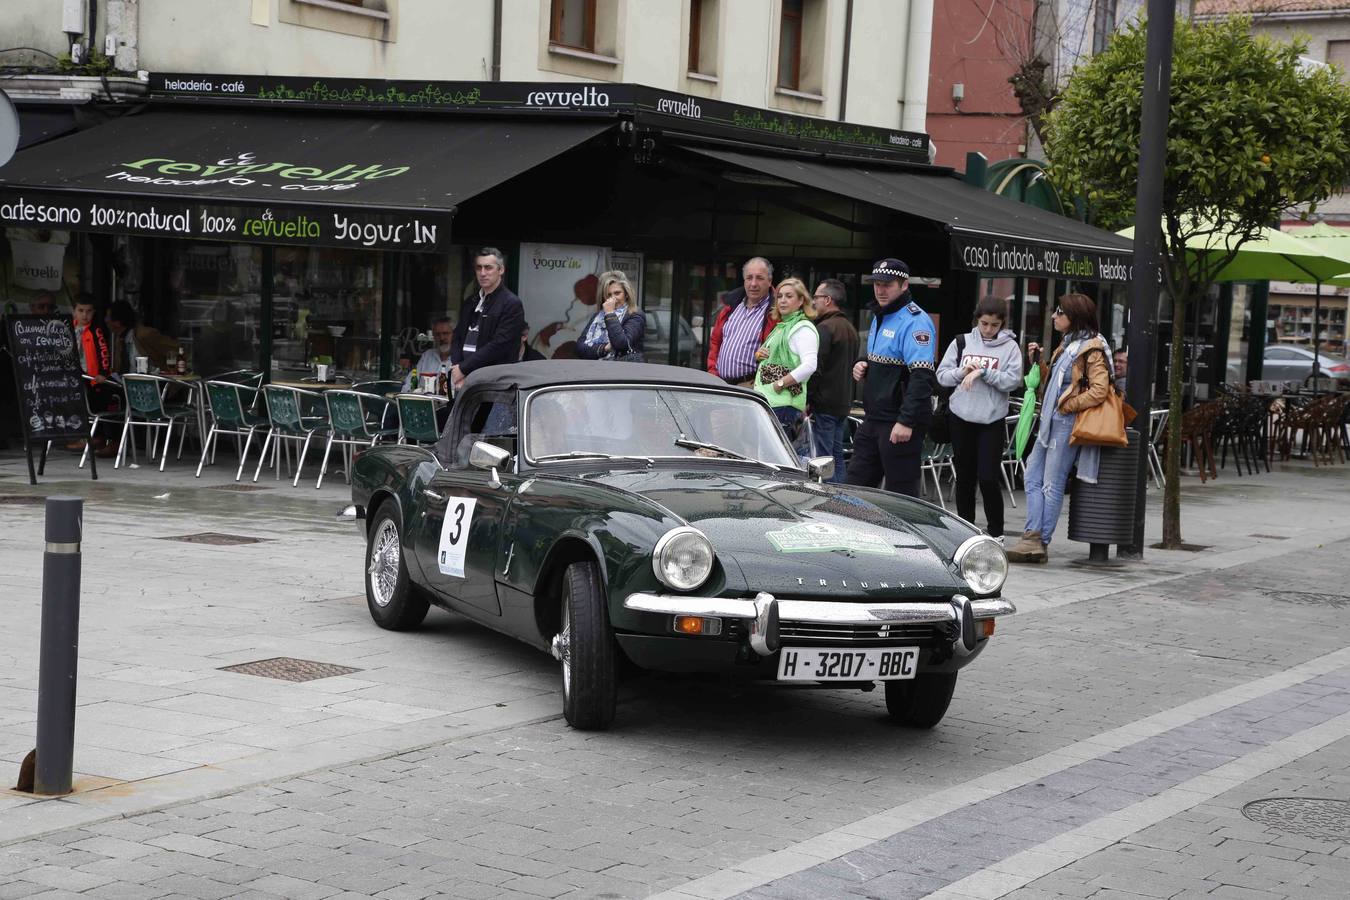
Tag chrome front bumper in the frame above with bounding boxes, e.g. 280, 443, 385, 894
623, 591, 1015, 657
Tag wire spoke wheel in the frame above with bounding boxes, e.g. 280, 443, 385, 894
368, 519, 401, 608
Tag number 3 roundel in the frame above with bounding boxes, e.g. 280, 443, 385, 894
437, 497, 478, 577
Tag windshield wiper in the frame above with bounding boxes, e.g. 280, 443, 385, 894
674, 437, 752, 462
534, 450, 653, 464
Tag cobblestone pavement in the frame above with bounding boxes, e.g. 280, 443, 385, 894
1, 456, 1349, 898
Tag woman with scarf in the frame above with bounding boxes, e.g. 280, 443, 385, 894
753, 278, 819, 433
1006, 293, 1112, 564
575, 271, 645, 361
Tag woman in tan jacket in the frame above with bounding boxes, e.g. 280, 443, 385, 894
1006, 293, 1112, 563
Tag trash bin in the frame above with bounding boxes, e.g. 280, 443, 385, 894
1068, 428, 1141, 547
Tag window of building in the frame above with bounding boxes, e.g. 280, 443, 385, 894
774, 0, 824, 99
551, 0, 597, 52
282, 0, 395, 42
777, 0, 804, 91
688, 0, 719, 78
1329, 40, 1350, 82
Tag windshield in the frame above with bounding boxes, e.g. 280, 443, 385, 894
524, 386, 799, 468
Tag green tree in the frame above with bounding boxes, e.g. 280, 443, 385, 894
1044, 15, 1350, 548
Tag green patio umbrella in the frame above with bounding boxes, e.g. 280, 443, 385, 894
1013, 359, 1041, 459
1117, 222, 1350, 286
1120, 221, 1350, 391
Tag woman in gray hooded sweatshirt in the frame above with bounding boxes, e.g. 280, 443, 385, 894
936, 296, 1024, 541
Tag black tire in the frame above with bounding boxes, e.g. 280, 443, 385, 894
559, 560, 618, 730
885, 672, 958, 728
365, 506, 429, 631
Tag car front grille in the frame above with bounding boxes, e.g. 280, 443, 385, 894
779, 620, 950, 647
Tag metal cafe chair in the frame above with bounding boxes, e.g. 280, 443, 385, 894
999, 413, 1021, 508
254, 385, 331, 487
396, 393, 448, 446
1147, 408, 1168, 489
317, 390, 398, 489
197, 380, 269, 481
77, 375, 135, 469
353, 380, 403, 430
117, 374, 196, 471
920, 438, 952, 509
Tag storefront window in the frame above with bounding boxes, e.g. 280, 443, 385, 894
163, 241, 263, 377
641, 258, 678, 366
271, 247, 382, 381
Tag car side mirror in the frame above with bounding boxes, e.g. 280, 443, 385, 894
807, 456, 835, 483
470, 441, 512, 489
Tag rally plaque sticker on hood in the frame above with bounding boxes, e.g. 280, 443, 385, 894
766, 522, 898, 555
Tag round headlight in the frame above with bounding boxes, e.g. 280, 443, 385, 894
653, 527, 715, 592
955, 535, 1007, 595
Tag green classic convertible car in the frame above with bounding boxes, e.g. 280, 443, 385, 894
351, 362, 1014, 730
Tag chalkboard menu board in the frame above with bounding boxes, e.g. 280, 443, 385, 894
4, 314, 89, 442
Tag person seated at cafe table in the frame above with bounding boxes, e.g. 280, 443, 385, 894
402, 316, 457, 392
29, 291, 58, 316
107, 300, 178, 374
518, 322, 546, 362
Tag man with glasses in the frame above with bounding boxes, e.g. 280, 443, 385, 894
809, 279, 859, 482
403, 317, 457, 392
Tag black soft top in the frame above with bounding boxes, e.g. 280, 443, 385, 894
436, 361, 745, 465
460, 360, 732, 393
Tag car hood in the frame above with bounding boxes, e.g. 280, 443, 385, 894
592, 469, 963, 598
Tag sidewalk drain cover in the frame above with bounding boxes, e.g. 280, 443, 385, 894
1242, 798, 1350, 843
206, 484, 271, 492
0, 496, 45, 505
1265, 590, 1350, 608
159, 532, 270, 545
219, 657, 361, 681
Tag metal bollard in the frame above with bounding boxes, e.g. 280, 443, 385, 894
34, 496, 82, 796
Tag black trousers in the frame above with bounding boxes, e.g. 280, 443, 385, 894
949, 415, 1006, 537
845, 419, 924, 497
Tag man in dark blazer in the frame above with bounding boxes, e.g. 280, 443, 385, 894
450, 247, 526, 392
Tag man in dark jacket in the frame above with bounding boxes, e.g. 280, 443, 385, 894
451, 247, 526, 392
810, 279, 860, 483
846, 258, 937, 497
706, 257, 775, 385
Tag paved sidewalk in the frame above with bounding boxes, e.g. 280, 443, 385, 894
0, 448, 1348, 899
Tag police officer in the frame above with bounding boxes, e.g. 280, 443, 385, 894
847, 258, 937, 497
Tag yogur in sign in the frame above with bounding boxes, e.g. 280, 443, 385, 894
110, 152, 410, 192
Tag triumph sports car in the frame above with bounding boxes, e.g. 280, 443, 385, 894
350, 361, 1014, 730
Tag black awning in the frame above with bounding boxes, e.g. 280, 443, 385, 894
16, 107, 79, 150
0, 110, 614, 251
686, 146, 1135, 283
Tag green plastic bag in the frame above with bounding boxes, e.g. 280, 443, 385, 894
1014, 362, 1041, 459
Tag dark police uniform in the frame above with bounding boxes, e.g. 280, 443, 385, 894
846, 259, 937, 497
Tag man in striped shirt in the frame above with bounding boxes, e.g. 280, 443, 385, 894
706, 257, 776, 386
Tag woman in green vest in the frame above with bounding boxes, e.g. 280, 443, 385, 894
754, 277, 820, 433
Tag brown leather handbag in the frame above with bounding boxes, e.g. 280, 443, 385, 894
1069, 348, 1136, 447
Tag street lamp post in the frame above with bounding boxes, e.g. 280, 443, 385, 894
1121, 0, 1177, 560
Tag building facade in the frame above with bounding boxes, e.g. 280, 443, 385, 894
2, 0, 1134, 450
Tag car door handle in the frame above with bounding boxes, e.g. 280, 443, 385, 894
422, 489, 444, 501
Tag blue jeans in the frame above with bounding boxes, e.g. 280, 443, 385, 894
811, 412, 847, 483
772, 406, 801, 432
1022, 413, 1080, 546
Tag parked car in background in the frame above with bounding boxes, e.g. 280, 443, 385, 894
350, 362, 1014, 731
642, 310, 699, 367
1228, 345, 1350, 388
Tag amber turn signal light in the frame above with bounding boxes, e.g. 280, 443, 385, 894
980, 618, 995, 638
673, 615, 722, 636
